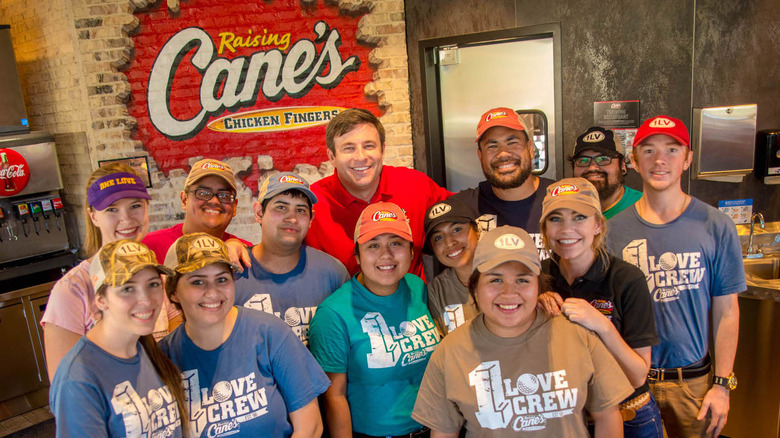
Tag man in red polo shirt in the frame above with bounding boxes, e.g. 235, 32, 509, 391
305, 109, 451, 277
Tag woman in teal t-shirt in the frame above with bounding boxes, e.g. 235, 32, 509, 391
309, 202, 439, 437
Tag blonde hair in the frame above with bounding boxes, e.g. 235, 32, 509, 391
540, 210, 609, 266
83, 163, 145, 256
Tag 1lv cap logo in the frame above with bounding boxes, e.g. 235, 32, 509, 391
494, 234, 525, 249
116, 242, 146, 255
649, 117, 675, 128
428, 203, 451, 219
583, 132, 605, 142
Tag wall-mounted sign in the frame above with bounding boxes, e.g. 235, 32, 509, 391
593, 100, 640, 128
128, 0, 380, 190
98, 156, 152, 188
0, 148, 30, 196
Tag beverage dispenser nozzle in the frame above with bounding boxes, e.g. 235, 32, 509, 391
51, 197, 64, 231
29, 201, 43, 235
41, 199, 54, 232
14, 202, 30, 237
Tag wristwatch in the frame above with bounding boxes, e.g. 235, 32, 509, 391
712, 373, 738, 390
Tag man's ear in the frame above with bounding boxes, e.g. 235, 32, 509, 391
180, 191, 188, 210
327, 149, 336, 162
94, 292, 107, 312
683, 148, 693, 170
253, 201, 264, 225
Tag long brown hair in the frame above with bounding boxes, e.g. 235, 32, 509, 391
83, 163, 146, 256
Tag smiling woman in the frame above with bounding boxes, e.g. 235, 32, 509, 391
412, 226, 634, 437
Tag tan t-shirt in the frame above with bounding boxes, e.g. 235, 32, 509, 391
412, 312, 633, 437
427, 268, 480, 336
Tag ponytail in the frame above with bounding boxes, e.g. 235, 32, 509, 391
139, 335, 189, 436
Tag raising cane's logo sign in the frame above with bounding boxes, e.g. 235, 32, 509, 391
128, 0, 380, 188
0, 148, 30, 197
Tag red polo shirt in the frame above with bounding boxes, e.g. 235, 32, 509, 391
306, 165, 451, 278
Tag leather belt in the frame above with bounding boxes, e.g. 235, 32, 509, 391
619, 391, 650, 422
648, 356, 711, 382
353, 427, 430, 438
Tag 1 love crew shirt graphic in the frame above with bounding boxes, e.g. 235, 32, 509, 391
309, 274, 440, 436
160, 307, 330, 438
49, 337, 182, 438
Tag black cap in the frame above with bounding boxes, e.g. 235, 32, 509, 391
423, 198, 478, 255
573, 126, 621, 158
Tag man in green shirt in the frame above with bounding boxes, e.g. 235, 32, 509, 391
570, 126, 642, 219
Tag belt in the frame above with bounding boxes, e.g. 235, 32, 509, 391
619, 391, 650, 422
648, 356, 711, 382
353, 427, 430, 438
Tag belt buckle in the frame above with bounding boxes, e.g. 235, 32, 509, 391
648, 368, 664, 381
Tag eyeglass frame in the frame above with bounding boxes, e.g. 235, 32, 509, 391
187, 188, 236, 204
572, 154, 617, 168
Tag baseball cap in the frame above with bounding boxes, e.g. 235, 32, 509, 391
354, 202, 413, 244
540, 178, 602, 224
88, 172, 151, 211
164, 233, 239, 275
472, 226, 541, 275
573, 127, 621, 158
90, 240, 173, 291
184, 159, 237, 192
423, 198, 477, 255
475, 107, 532, 143
258, 172, 318, 204
633, 115, 690, 148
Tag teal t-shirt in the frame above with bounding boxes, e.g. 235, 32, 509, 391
603, 185, 642, 219
309, 274, 441, 436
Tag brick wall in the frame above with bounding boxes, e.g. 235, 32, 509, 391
1, 0, 411, 246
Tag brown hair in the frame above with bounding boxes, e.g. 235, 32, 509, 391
325, 108, 385, 155
468, 268, 551, 311
84, 163, 146, 256
539, 210, 610, 268
95, 283, 188, 427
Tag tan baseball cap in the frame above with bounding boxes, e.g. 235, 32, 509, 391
472, 226, 541, 274
90, 240, 173, 291
540, 177, 601, 224
184, 159, 237, 192
164, 233, 239, 275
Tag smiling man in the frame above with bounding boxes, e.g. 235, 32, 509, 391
305, 108, 451, 277
608, 115, 744, 438
571, 126, 642, 219
143, 158, 251, 263
448, 107, 555, 259
233, 172, 348, 345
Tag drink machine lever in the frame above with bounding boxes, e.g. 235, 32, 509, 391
41, 198, 54, 232
14, 202, 30, 237
30, 201, 46, 233
52, 197, 64, 231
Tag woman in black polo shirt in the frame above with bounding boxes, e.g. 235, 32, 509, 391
538, 177, 662, 438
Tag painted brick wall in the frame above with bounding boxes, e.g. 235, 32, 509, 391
1, 0, 411, 247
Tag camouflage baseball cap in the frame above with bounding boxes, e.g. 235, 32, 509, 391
90, 240, 173, 291
164, 232, 239, 275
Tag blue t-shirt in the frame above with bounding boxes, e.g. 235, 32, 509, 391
309, 274, 441, 436
234, 245, 348, 345
608, 198, 746, 368
159, 307, 330, 438
50, 337, 182, 438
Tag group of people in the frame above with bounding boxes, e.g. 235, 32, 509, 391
40, 107, 745, 438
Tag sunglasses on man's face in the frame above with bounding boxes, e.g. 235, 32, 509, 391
188, 188, 236, 204
574, 155, 615, 167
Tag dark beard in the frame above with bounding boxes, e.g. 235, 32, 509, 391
583, 170, 624, 201
483, 158, 532, 190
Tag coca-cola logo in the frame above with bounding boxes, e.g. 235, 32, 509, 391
550, 184, 578, 196
485, 111, 507, 121
0, 148, 31, 197
128, 1, 380, 189
372, 210, 398, 222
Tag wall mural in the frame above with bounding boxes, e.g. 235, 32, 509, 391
128, 0, 381, 191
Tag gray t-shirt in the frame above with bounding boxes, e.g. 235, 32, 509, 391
427, 268, 479, 336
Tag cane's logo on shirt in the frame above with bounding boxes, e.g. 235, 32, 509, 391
469, 361, 577, 432
649, 117, 675, 128
244, 294, 317, 345
110, 380, 180, 438
428, 203, 452, 219
589, 299, 614, 320
621, 239, 706, 303
181, 370, 268, 437
550, 184, 578, 197
582, 132, 605, 143
360, 312, 440, 368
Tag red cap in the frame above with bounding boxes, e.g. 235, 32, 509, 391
475, 107, 529, 143
633, 115, 690, 148
354, 202, 413, 244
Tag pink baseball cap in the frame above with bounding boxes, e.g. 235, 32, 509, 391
475, 107, 531, 143
354, 202, 413, 244
633, 115, 690, 148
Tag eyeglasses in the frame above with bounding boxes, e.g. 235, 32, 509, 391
573, 155, 615, 167
188, 188, 236, 204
